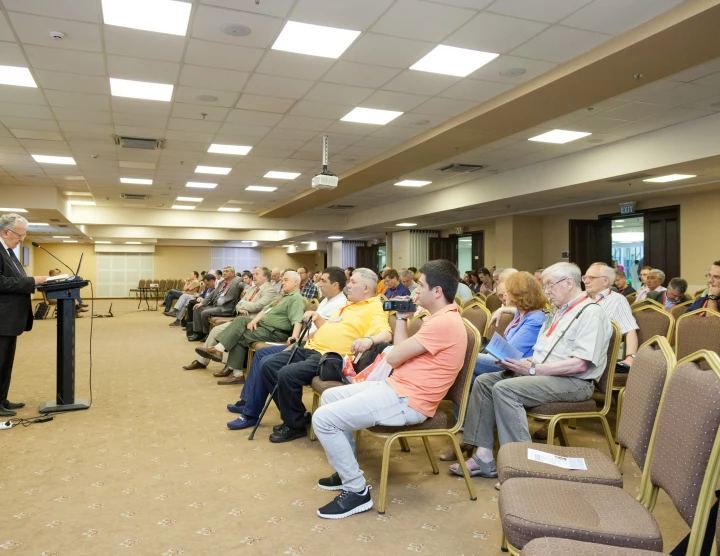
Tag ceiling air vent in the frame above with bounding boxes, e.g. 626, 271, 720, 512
113, 135, 164, 150
120, 193, 149, 200
328, 204, 356, 210
438, 163, 485, 173
606, 173, 653, 183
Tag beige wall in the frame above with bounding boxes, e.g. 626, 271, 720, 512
154, 246, 211, 278
512, 215, 544, 272
259, 248, 321, 273
30, 243, 97, 299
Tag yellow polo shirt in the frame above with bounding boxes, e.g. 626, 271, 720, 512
376, 280, 387, 295
305, 296, 390, 356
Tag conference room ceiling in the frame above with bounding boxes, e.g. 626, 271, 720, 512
2, 0, 720, 246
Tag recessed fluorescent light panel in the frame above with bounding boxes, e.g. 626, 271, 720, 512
32, 155, 76, 165
176, 197, 202, 202
53, 236, 71, 239
395, 180, 431, 187
643, 174, 697, 183
195, 166, 231, 175
341, 107, 402, 125
110, 77, 173, 102
120, 178, 152, 184
69, 201, 96, 206
246, 186, 277, 192
101, 0, 192, 36
396, 222, 417, 227
0, 207, 27, 212
264, 171, 300, 179
328, 236, 343, 239
95, 241, 112, 244
208, 144, 252, 155
125, 242, 142, 244
186, 182, 217, 189
272, 21, 360, 59
0, 65, 37, 88
172, 205, 195, 210
28, 223, 49, 226
410, 45, 499, 77
218, 207, 241, 212
528, 130, 591, 144
63, 240, 78, 243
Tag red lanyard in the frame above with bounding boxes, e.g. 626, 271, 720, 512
503, 312, 523, 337
596, 291, 612, 303
247, 288, 258, 301
545, 296, 588, 337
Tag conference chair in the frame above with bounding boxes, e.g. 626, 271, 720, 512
675, 308, 720, 363
39, 290, 57, 320
526, 322, 621, 456
460, 301, 490, 339
632, 297, 665, 310
497, 336, 674, 491
407, 311, 428, 337
499, 350, 720, 556
454, 294, 464, 308
632, 305, 674, 347
668, 300, 694, 343
494, 311, 515, 338
695, 288, 706, 298
485, 292, 503, 313
365, 318, 480, 514
625, 292, 637, 305
463, 297, 478, 309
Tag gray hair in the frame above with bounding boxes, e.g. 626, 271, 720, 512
223, 265, 235, 274
590, 263, 616, 282
352, 267, 379, 289
542, 262, 582, 288
649, 268, 665, 282
0, 213, 28, 231
399, 269, 414, 280
668, 277, 687, 294
498, 268, 518, 284
283, 270, 300, 284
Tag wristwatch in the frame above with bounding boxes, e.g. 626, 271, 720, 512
628, 354, 636, 358
708, 295, 719, 301
288, 337, 297, 344
528, 365, 536, 376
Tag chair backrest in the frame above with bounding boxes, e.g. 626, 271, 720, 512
305, 298, 319, 312
485, 293, 502, 313
158, 279, 167, 289
494, 312, 515, 338
617, 336, 676, 471
460, 302, 490, 338
596, 321, 621, 397
632, 305, 674, 346
694, 288, 706, 298
446, 318, 481, 422
670, 300, 693, 323
645, 350, 720, 547
463, 296, 478, 309
474, 292, 486, 302
407, 311, 428, 337
633, 297, 665, 310
675, 309, 720, 365
626, 292, 637, 305
454, 294, 464, 308
139, 279, 147, 288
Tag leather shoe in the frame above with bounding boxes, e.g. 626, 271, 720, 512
213, 366, 233, 377
187, 334, 201, 342
79, 303, 88, 308
217, 375, 245, 385
0, 407, 16, 417
269, 425, 307, 443
195, 346, 223, 363
3, 401, 24, 409
182, 360, 206, 371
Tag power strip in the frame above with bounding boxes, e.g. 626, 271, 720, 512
0, 420, 12, 430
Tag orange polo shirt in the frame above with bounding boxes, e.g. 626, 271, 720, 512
387, 305, 467, 417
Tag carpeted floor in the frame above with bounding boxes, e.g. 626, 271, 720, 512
2, 299, 688, 555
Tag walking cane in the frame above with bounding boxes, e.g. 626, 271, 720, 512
248, 318, 313, 440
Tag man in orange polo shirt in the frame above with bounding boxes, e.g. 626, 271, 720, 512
312, 260, 468, 519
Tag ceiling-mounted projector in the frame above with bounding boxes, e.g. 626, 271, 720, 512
311, 135, 338, 190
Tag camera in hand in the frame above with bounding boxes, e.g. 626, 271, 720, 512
383, 298, 416, 313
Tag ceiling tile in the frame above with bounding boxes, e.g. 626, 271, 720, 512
371, 126, 421, 140
2, 117, 58, 131
179, 65, 249, 92
0, 42, 29, 66
382, 70, 459, 96
276, 115, 334, 132
200, 0, 295, 18
343, 33, 435, 69
640, 107, 714, 126
235, 94, 296, 114
3, 0, 99, 22
191, 5, 284, 49
18, 138, 71, 151
468, 55, 557, 84
561, 0, 684, 35
184, 39, 264, 72
321, 61, 400, 89
361, 90, 429, 112
609, 119, 675, 138
24, 45, 106, 75
107, 55, 180, 84
244, 74, 315, 100
9, 12, 102, 52
218, 123, 272, 138
111, 98, 172, 116
370, 0, 475, 42
601, 102, 669, 121
165, 129, 216, 143
0, 85, 48, 105
226, 109, 284, 127
10, 129, 64, 141
487, 0, 592, 23
34, 70, 110, 95
289, 100, 354, 119
324, 121, 379, 136
254, 50, 336, 81
168, 118, 221, 134
171, 103, 229, 122
388, 112, 448, 128
439, 79, 513, 103
113, 112, 169, 129
266, 128, 319, 141
667, 58, 720, 84
52, 107, 111, 124
566, 116, 628, 133
103, 26, 187, 63
614, 79, 680, 102
0, 14, 13, 43
446, 12, 547, 53
256, 137, 308, 150
511, 26, 612, 63
428, 0, 494, 7
0, 102, 54, 119
691, 72, 720, 89
642, 83, 717, 107
684, 93, 720, 112
305, 82, 374, 105
412, 97, 477, 117
175, 87, 239, 108
289, 0, 393, 30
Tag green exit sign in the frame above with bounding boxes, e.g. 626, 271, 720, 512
619, 202, 636, 215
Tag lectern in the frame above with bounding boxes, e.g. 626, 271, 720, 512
37, 279, 90, 413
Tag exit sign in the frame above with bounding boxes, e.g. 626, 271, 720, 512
619, 202, 636, 215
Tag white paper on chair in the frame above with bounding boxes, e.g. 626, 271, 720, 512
527, 448, 587, 470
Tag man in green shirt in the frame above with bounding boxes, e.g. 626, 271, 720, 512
197, 271, 306, 384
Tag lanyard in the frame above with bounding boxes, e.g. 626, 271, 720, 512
503, 312, 524, 337
596, 291, 611, 303
545, 295, 588, 337
248, 288, 259, 301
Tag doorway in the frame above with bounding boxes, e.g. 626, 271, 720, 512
458, 235, 473, 274
611, 216, 644, 287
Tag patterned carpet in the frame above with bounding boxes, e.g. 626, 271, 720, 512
2, 300, 688, 555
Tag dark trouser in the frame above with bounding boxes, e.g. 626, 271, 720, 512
261, 346, 322, 430
217, 318, 290, 371
193, 305, 230, 335
238, 345, 286, 419
0, 335, 18, 404
164, 289, 182, 307
184, 299, 199, 330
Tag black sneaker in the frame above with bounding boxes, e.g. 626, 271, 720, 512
317, 487, 373, 519
317, 472, 343, 491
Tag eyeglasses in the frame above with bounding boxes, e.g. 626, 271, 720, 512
581, 275, 603, 282
2, 228, 26, 239
706, 273, 720, 281
543, 277, 567, 291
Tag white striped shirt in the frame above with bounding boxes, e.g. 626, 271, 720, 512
594, 288, 639, 334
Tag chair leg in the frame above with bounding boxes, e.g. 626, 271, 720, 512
377, 436, 396, 514
557, 423, 570, 447
399, 437, 411, 452
309, 392, 319, 441
421, 436, 439, 475
599, 415, 616, 457
501, 531, 508, 552
615, 388, 625, 443
449, 433, 477, 502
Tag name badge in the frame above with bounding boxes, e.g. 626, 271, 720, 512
329, 317, 342, 322
265, 307, 272, 313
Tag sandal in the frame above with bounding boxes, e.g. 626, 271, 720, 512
449, 455, 498, 478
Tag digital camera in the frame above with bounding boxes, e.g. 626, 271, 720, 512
382, 298, 416, 313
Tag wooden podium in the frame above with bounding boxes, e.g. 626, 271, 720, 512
37, 279, 90, 413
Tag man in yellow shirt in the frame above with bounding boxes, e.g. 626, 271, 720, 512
375, 267, 389, 296
261, 268, 392, 443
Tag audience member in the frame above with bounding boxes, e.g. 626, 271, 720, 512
613, 269, 636, 297
384, 269, 411, 298
456, 279, 474, 302
408, 266, 420, 282
298, 267, 318, 300
687, 261, 720, 313
492, 268, 502, 290
533, 269, 544, 282
312, 260, 467, 519
634, 265, 653, 300
399, 269, 417, 294
468, 270, 481, 293
636, 268, 666, 301
261, 268, 392, 443
478, 267, 493, 295
187, 267, 242, 342
225, 267, 349, 429
450, 262, 611, 479
270, 267, 282, 293
169, 273, 216, 326
162, 271, 200, 312
648, 277, 690, 310
375, 268, 389, 296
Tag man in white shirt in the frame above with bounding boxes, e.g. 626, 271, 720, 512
635, 268, 667, 302
399, 269, 418, 294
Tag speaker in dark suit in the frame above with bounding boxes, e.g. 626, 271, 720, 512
0, 213, 47, 417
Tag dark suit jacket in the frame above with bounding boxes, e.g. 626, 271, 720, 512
0, 246, 35, 336
647, 290, 691, 305
201, 276, 242, 315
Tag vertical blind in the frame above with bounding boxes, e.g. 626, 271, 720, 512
409, 230, 438, 268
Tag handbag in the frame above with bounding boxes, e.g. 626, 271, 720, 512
318, 352, 349, 383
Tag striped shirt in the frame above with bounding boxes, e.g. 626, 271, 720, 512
594, 288, 639, 335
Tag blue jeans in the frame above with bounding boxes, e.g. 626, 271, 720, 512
164, 289, 182, 307
455, 352, 502, 421
238, 345, 286, 419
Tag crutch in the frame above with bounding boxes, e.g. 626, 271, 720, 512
248, 319, 313, 440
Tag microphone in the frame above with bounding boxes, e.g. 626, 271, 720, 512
31, 242, 77, 277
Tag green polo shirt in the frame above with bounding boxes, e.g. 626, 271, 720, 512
260, 290, 306, 332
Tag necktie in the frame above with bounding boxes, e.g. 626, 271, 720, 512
7, 248, 25, 276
